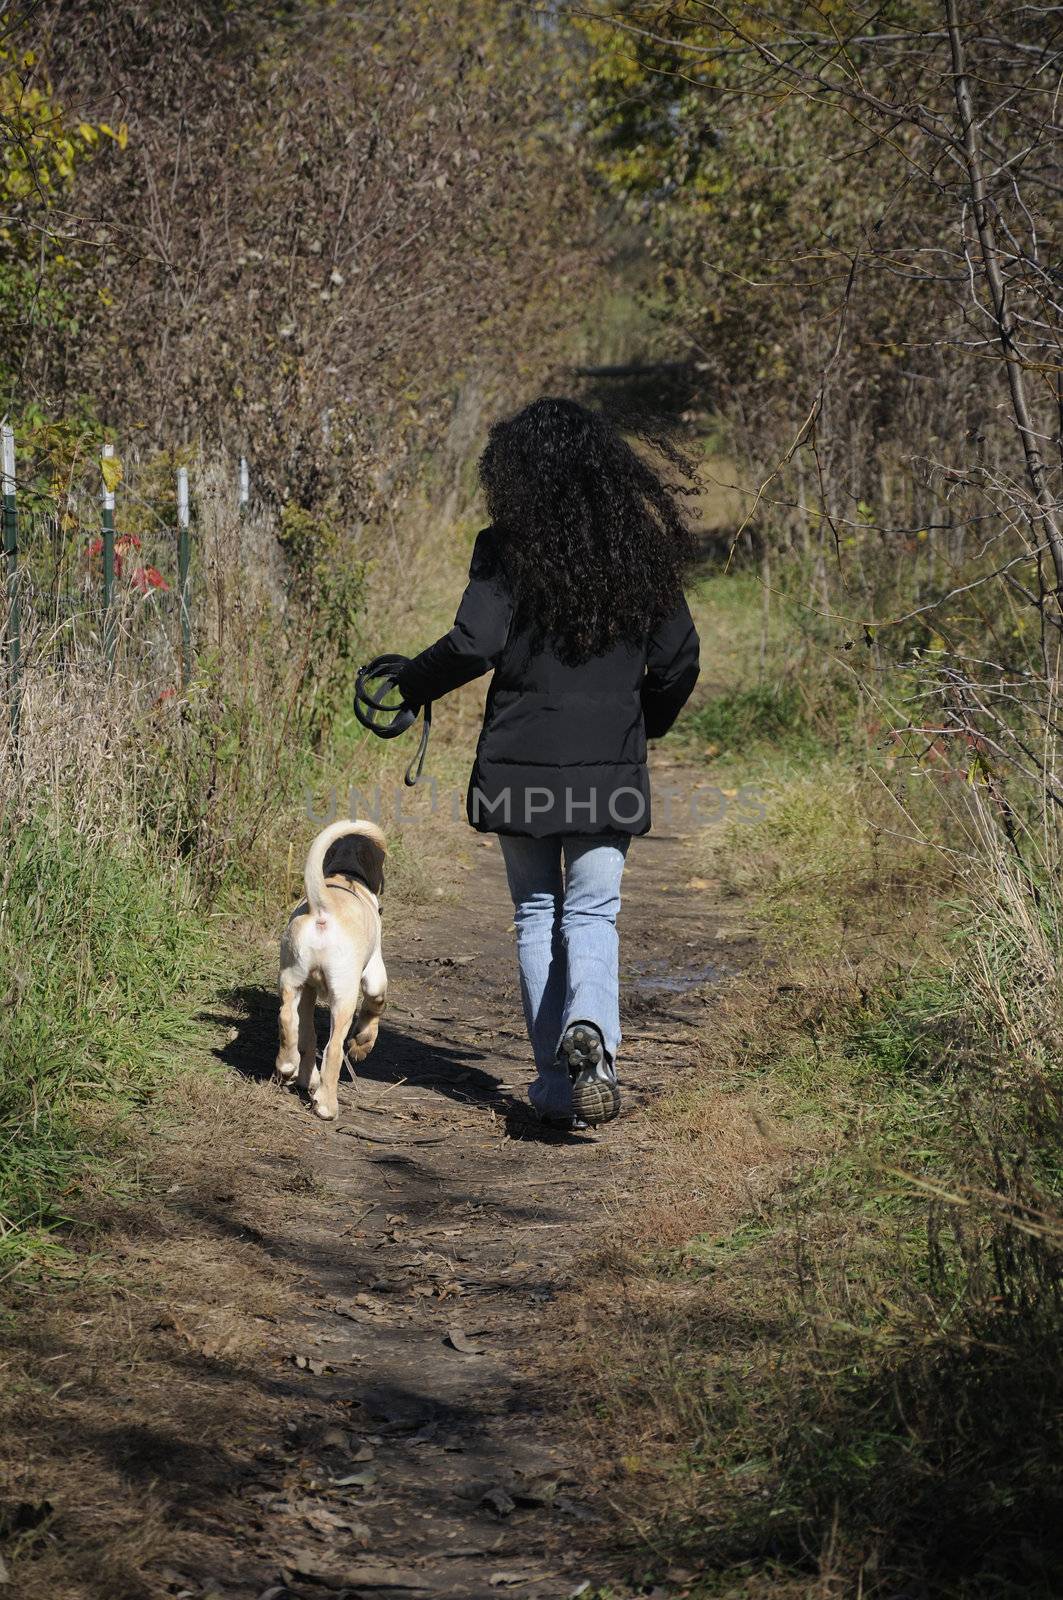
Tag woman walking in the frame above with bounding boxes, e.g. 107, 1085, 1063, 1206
391, 398, 699, 1129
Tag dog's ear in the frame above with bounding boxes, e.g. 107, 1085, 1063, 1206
322, 824, 387, 895
350, 829, 386, 896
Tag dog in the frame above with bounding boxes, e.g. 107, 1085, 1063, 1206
276, 819, 388, 1120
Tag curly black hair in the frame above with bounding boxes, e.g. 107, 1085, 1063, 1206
478, 396, 696, 665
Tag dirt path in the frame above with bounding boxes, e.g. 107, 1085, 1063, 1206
10, 760, 746, 1600
208, 762, 740, 1599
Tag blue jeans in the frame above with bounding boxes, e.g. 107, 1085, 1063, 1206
498, 833, 630, 1117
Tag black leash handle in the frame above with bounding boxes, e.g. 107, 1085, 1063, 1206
354, 654, 433, 787
404, 700, 432, 787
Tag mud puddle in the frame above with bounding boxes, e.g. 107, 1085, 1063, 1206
625, 955, 725, 994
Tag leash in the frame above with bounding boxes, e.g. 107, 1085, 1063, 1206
354, 653, 432, 787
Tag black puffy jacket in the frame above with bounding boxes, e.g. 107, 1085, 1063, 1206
395, 528, 700, 837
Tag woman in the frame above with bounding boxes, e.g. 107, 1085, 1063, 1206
392, 397, 699, 1129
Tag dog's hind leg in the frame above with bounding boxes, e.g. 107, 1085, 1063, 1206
276, 981, 302, 1082
348, 949, 387, 1064
313, 995, 358, 1121
296, 987, 319, 1092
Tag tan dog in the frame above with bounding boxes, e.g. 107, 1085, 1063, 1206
276, 819, 387, 1120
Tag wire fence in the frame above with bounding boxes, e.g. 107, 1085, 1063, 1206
0, 422, 251, 748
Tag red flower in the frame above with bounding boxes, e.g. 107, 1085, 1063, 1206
130, 565, 169, 593
86, 532, 142, 580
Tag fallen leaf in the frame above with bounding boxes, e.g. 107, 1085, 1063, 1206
335, 1294, 393, 1323
481, 1485, 516, 1517
280, 1551, 336, 1583
303, 1505, 363, 1535
446, 1326, 485, 1355
289, 1352, 329, 1375
554, 1493, 596, 1522
513, 1473, 559, 1506
200, 1329, 244, 1361
343, 1565, 425, 1590
330, 1468, 377, 1489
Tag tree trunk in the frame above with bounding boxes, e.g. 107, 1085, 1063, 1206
944, 0, 1063, 602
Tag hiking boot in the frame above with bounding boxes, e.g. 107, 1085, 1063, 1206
559, 1022, 620, 1126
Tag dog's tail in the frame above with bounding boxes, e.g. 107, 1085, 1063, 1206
303, 819, 387, 916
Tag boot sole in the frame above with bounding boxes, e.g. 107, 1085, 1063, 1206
560, 1024, 620, 1126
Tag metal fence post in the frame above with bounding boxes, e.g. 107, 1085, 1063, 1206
239, 455, 249, 518
177, 465, 191, 687
2, 423, 20, 743
101, 442, 116, 668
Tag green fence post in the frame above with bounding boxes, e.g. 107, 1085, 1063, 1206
101, 442, 116, 669
2, 422, 20, 744
177, 465, 191, 688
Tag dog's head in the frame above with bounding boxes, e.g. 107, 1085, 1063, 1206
322, 821, 387, 897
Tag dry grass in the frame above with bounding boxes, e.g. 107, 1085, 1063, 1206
628, 1072, 794, 1251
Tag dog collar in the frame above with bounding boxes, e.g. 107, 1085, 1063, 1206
324, 874, 381, 911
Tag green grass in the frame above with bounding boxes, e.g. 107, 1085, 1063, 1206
681, 681, 811, 755
0, 817, 215, 1262
676, 567, 865, 782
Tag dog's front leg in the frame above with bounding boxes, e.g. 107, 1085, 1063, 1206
314, 997, 358, 1120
